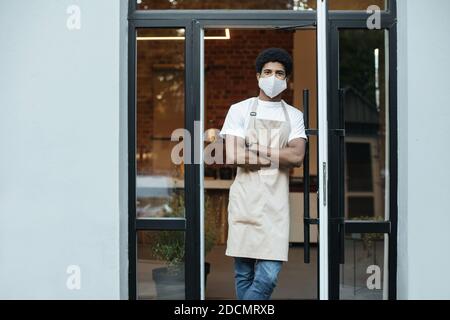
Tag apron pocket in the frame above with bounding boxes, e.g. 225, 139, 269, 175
228, 179, 264, 227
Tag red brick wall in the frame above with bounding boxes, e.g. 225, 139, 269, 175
204, 29, 294, 130
136, 35, 185, 175
136, 29, 294, 174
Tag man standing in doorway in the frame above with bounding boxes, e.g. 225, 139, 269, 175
219, 48, 308, 300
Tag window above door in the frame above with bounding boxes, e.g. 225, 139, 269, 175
134, 0, 389, 11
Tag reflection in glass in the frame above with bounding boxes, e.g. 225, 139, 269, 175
137, 0, 315, 10
136, 0, 388, 10
346, 143, 373, 192
137, 231, 185, 299
340, 29, 388, 221
329, 0, 388, 10
136, 28, 185, 218
340, 233, 386, 300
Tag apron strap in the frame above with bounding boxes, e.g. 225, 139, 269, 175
251, 98, 291, 129
250, 98, 292, 130
249, 97, 258, 130
248, 98, 292, 147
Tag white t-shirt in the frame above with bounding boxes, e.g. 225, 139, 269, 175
219, 97, 308, 142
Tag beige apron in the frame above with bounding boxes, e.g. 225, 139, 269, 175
225, 97, 291, 262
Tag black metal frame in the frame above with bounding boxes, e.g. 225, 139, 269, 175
127, 0, 398, 300
127, 9, 317, 302
327, 1, 398, 300
128, 18, 201, 299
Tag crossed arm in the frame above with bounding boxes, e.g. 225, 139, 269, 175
224, 135, 307, 171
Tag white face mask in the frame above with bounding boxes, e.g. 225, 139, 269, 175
258, 74, 287, 98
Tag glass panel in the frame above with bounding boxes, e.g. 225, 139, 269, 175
136, 28, 186, 218
340, 29, 388, 221
329, 0, 388, 10
348, 196, 374, 219
346, 142, 373, 192
136, 0, 388, 10
137, 0, 316, 10
340, 233, 387, 300
137, 230, 186, 299
203, 28, 318, 299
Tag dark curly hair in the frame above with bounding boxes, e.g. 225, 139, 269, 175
255, 48, 293, 77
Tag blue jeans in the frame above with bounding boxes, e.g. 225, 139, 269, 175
233, 257, 283, 300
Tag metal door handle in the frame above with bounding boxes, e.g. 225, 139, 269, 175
338, 88, 346, 264
302, 89, 319, 264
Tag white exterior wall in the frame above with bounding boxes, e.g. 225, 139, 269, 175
0, 0, 128, 299
397, 0, 450, 299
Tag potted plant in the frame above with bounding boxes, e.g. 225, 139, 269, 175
204, 192, 219, 281
150, 190, 219, 299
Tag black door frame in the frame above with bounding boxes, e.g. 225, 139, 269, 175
127, 18, 199, 300
327, 1, 398, 300
127, 0, 398, 300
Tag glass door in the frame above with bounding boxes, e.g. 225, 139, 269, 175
198, 23, 320, 300
127, 0, 399, 301
128, 19, 202, 299
195, 2, 329, 299
127, 1, 329, 300
327, 6, 398, 300
128, 15, 326, 300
